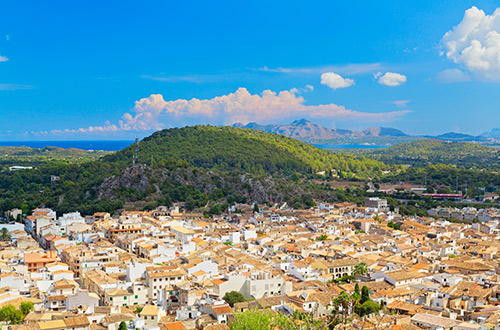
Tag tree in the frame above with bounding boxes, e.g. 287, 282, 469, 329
361, 285, 370, 304
0, 304, 26, 324
253, 203, 259, 213
223, 291, 245, 307
355, 300, 380, 317
316, 234, 328, 241
230, 307, 334, 330
353, 283, 360, 299
185, 197, 196, 211
387, 221, 400, 230
118, 321, 128, 330
229, 308, 274, 330
0, 305, 16, 322
20, 301, 34, 316
0, 228, 10, 241
333, 291, 352, 324
353, 262, 369, 276
351, 283, 361, 309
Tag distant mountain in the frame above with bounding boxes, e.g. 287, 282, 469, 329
233, 119, 407, 140
363, 127, 407, 137
480, 128, 500, 138
435, 132, 476, 141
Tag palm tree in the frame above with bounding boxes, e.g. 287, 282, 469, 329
333, 291, 351, 323
0, 228, 10, 241
353, 262, 369, 276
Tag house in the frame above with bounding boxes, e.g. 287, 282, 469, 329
376, 270, 427, 287
139, 304, 165, 328
204, 304, 233, 324
66, 290, 100, 311
24, 250, 60, 272
146, 266, 187, 301
411, 313, 460, 329
327, 258, 358, 279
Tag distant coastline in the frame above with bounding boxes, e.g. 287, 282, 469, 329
0, 140, 134, 151
313, 144, 390, 149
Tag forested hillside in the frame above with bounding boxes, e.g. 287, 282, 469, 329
0, 146, 111, 168
104, 126, 390, 179
349, 139, 500, 169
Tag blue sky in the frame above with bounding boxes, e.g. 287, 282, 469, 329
1, 0, 500, 140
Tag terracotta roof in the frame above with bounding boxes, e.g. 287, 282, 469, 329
163, 321, 186, 330
212, 305, 232, 315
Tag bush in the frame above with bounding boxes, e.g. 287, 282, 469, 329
355, 301, 381, 317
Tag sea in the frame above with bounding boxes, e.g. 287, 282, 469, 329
0, 140, 134, 151
313, 144, 389, 149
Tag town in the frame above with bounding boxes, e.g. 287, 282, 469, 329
0, 196, 499, 330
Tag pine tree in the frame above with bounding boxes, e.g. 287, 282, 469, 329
361, 285, 370, 304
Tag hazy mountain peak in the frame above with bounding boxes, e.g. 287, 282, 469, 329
232, 119, 407, 140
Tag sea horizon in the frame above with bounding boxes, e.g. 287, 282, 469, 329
0, 140, 135, 151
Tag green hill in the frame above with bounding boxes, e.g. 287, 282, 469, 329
104, 125, 389, 178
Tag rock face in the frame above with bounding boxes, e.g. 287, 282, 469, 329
234, 119, 406, 140
95, 165, 309, 204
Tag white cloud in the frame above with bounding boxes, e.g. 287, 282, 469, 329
376, 72, 407, 86
390, 100, 411, 108
0, 84, 34, 91
258, 63, 382, 75
51, 121, 120, 134
51, 88, 411, 135
441, 6, 500, 80
0, 55, 8, 62
320, 72, 355, 90
436, 68, 471, 83
290, 85, 314, 94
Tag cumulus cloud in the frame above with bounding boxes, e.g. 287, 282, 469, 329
441, 6, 500, 80
376, 72, 407, 86
0, 55, 8, 62
50, 88, 411, 135
320, 72, 355, 90
436, 69, 472, 83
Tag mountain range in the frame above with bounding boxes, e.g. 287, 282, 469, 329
233, 119, 407, 140
233, 119, 500, 144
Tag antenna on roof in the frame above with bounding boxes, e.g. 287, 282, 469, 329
133, 137, 139, 165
